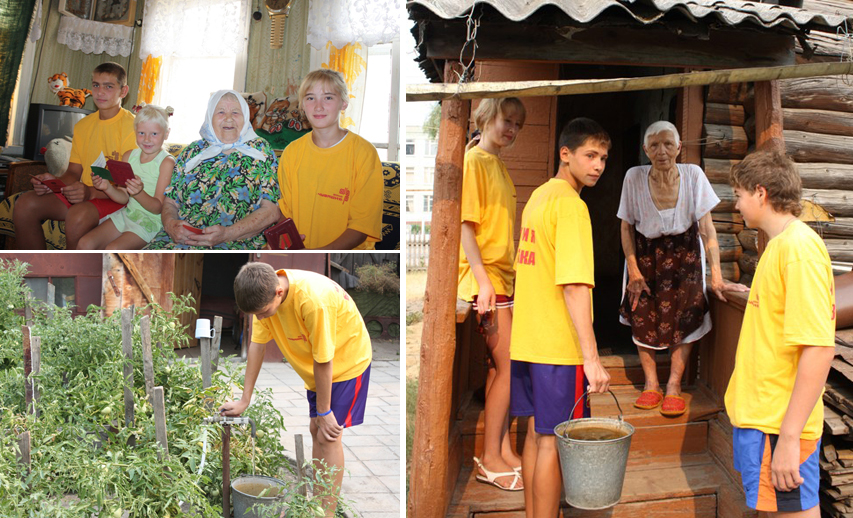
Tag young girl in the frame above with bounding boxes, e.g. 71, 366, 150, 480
459, 97, 526, 491
276, 69, 383, 250
78, 104, 175, 250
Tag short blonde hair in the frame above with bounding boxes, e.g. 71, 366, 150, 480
473, 98, 526, 132
729, 150, 802, 217
134, 104, 171, 132
234, 263, 280, 313
298, 69, 348, 107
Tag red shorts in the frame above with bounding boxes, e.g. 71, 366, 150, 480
472, 294, 514, 311
88, 198, 125, 219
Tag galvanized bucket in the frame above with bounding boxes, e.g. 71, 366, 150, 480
554, 390, 634, 510
231, 475, 288, 518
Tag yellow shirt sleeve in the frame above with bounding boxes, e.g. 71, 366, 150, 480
460, 152, 484, 225
302, 298, 336, 364
276, 151, 294, 220
250, 314, 274, 344
555, 198, 595, 287
784, 259, 836, 348
347, 145, 383, 241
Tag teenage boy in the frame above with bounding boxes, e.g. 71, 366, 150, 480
725, 150, 836, 517
511, 118, 612, 518
14, 62, 135, 250
220, 263, 372, 517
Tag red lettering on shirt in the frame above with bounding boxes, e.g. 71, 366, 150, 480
287, 334, 308, 341
517, 250, 536, 266
530, 230, 535, 243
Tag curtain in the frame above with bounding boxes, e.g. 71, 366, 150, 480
136, 55, 162, 106
1, 0, 38, 146
140, 0, 250, 59
317, 42, 367, 131
56, 15, 134, 56
306, 0, 399, 50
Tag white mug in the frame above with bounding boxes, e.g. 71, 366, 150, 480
195, 318, 216, 339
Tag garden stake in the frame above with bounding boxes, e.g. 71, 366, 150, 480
202, 415, 256, 518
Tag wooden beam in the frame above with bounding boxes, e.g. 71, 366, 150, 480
676, 78, 704, 166
117, 253, 157, 305
408, 61, 469, 518
754, 79, 785, 256
121, 307, 136, 447
407, 61, 853, 102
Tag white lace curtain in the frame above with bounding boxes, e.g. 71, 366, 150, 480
56, 15, 134, 56
306, 0, 400, 50
139, 0, 250, 59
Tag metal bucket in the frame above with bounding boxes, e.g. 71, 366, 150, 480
231, 475, 288, 518
554, 390, 634, 510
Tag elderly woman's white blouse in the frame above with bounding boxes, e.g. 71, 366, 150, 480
617, 163, 720, 239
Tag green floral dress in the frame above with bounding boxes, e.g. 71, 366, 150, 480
144, 138, 279, 250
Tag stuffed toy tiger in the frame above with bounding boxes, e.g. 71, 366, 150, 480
47, 73, 91, 108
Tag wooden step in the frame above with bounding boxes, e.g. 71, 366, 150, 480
601, 352, 696, 386
451, 452, 728, 516
590, 384, 721, 428
472, 495, 717, 517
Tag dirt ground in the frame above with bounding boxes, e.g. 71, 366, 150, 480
405, 270, 427, 380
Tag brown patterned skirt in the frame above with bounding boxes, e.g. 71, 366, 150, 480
619, 223, 708, 349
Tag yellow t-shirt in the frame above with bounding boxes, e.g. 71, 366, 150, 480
458, 146, 517, 301
725, 221, 836, 440
511, 179, 594, 365
250, 269, 372, 391
68, 108, 136, 186
277, 132, 383, 250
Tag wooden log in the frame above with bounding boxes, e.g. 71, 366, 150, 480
16, 431, 30, 470
783, 107, 853, 137
738, 251, 759, 276
808, 218, 853, 239
212, 316, 223, 371
30, 336, 40, 417
738, 229, 760, 253
407, 62, 853, 102
795, 163, 853, 191
22, 325, 32, 411
755, 80, 785, 153
711, 183, 736, 212
121, 307, 135, 444
718, 233, 742, 262
720, 261, 741, 282
295, 433, 307, 497
801, 188, 853, 217
200, 337, 212, 390
703, 124, 748, 159
826, 239, 853, 262
707, 82, 748, 105
409, 61, 469, 518
677, 83, 704, 165
704, 103, 745, 126
711, 212, 744, 225
744, 115, 756, 143
826, 405, 850, 436
153, 386, 168, 460
140, 316, 155, 401
780, 76, 853, 113
785, 130, 853, 165
714, 220, 744, 234
702, 158, 738, 184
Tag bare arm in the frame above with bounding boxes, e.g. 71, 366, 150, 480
460, 221, 494, 314
313, 359, 343, 441
698, 212, 749, 300
218, 340, 267, 416
185, 199, 282, 247
313, 229, 367, 250
562, 284, 610, 393
620, 220, 650, 311
127, 156, 175, 215
771, 345, 835, 491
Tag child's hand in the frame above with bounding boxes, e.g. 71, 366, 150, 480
125, 176, 144, 197
771, 435, 804, 492
476, 282, 496, 315
91, 175, 110, 192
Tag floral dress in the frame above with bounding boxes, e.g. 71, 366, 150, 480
144, 137, 279, 250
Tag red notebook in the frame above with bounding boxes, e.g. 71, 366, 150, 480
32, 177, 71, 207
264, 218, 305, 250
106, 160, 135, 187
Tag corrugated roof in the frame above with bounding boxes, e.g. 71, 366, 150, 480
408, 0, 852, 33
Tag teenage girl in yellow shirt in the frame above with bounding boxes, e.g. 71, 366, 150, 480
459, 97, 526, 491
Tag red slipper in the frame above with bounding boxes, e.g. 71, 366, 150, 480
634, 390, 664, 409
660, 395, 686, 417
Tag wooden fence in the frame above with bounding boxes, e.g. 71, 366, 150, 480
407, 233, 430, 271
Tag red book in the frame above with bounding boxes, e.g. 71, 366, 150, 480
183, 225, 204, 235
106, 160, 135, 187
264, 218, 305, 250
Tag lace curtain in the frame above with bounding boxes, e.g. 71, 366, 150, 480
306, 0, 400, 50
139, 0, 250, 58
56, 15, 134, 56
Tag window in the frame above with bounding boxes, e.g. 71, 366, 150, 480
424, 166, 435, 184
427, 140, 438, 156
406, 195, 414, 212
24, 278, 77, 308
361, 40, 401, 161
406, 140, 415, 155
406, 167, 415, 183
423, 195, 433, 212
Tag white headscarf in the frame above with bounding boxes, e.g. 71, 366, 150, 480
184, 90, 267, 172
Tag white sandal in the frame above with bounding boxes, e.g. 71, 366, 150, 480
473, 456, 523, 491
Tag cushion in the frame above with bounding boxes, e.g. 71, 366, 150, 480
377, 161, 400, 250
0, 193, 66, 250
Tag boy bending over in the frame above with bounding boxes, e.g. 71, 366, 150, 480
726, 150, 836, 517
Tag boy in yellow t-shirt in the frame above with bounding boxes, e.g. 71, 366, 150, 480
277, 69, 382, 250
725, 151, 836, 517
511, 118, 611, 518
220, 263, 372, 516
13, 62, 136, 250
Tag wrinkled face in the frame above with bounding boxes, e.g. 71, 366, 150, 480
301, 81, 347, 130
91, 72, 127, 110
135, 121, 169, 155
562, 140, 609, 190
482, 109, 523, 149
734, 186, 763, 228
212, 95, 245, 144
643, 130, 681, 171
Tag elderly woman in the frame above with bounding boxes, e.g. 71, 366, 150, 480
618, 121, 746, 417
145, 90, 280, 249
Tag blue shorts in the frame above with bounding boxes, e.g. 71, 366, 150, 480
510, 360, 590, 435
307, 364, 370, 428
732, 427, 820, 513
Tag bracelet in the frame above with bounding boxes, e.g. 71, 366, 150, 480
317, 408, 333, 417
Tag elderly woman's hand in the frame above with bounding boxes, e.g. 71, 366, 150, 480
711, 275, 750, 302
627, 273, 651, 311
185, 225, 229, 248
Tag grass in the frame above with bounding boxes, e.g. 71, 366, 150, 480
406, 311, 423, 326
406, 378, 418, 499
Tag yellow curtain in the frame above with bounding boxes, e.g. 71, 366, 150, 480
321, 42, 367, 130
136, 55, 163, 106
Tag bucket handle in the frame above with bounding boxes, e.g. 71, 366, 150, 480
569, 389, 624, 422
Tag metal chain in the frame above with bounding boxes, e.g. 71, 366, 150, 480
454, 7, 482, 87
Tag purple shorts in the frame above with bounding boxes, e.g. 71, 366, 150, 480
307, 364, 370, 428
510, 360, 590, 435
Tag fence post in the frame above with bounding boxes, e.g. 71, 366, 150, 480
121, 307, 136, 446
